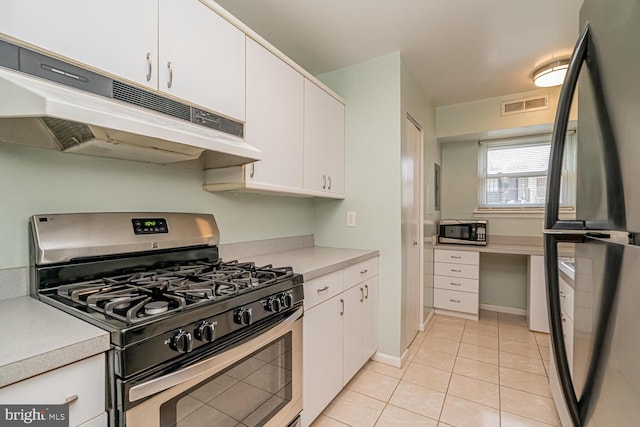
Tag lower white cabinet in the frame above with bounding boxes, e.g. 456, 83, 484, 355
0, 353, 106, 427
302, 258, 379, 427
434, 249, 479, 319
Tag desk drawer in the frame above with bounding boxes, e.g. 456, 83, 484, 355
344, 257, 379, 290
434, 289, 478, 314
435, 249, 479, 266
304, 269, 344, 310
434, 275, 479, 293
434, 262, 479, 279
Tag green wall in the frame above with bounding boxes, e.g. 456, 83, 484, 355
314, 53, 404, 358
0, 142, 315, 269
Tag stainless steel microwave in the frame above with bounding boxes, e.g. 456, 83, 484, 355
438, 220, 487, 246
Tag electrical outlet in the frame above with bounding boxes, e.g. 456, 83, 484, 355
346, 211, 356, 227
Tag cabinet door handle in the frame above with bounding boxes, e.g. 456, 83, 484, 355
360, 269, 368, 274
559, 291, 566, 298
167, 61, 173, 88
63, 395, 78, 405
451, 269, 462, 273
328, 175, 332, 190
316, 286, 329, 292
360, 287, 364, 302
449, 299, 461, 303
450, 282, 461, 286
364, 284, 369, 299
340, 299, 344, 315
250, 163, 255, 178
146, 52, 152, 82
322, 175, 327, 189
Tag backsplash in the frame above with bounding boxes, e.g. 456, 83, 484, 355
0, 267, 28, 300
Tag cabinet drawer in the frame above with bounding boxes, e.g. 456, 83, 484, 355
435, 249, 479, 265
559, 277, 574, 321
434, 262, 479, 279
434, 275, 479, 293
0, 354, 105, 426
344, 257, 379, 290
434, 289, 479, 314
304, 269, 344, 310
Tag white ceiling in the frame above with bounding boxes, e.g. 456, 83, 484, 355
215, 0, 583, 107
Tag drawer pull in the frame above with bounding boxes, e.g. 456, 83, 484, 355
449, 299, 461, 303
63, 395, 78, 405
451, 255, 462, 259
360, 269, 368, 274
450, 282, 462, 286
559, 291, 566, 298
451, 269, 462, 273
316, 286, 329, 292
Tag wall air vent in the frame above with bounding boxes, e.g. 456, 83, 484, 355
501, 95, 549, 116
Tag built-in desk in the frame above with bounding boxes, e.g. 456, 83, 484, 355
427, 236, 573, 329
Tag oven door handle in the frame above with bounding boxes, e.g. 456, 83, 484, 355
129, 307, 303, 402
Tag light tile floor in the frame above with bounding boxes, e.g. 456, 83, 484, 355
311, 311, 559, 427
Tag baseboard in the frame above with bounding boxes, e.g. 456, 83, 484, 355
480, 303, 527, 316
371, 349, 408, 368
420, 310, 436, 332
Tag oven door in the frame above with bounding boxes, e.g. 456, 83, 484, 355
124, 308, 302, 427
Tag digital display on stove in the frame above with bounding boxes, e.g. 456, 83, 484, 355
132, 218, 168, 235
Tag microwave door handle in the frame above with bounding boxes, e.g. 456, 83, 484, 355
545, 24, 590, 231
128, 307, 302, 402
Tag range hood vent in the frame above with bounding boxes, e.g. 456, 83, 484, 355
0, 39, 259, 168
501, 95, 549, 116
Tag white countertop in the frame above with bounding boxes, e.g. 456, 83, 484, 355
242, 246, 379, 281
0, 244, 377, 388
0, 297, 110, 387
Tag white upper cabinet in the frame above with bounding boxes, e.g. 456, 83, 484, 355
0, 0, 245, 121
303, 79, 345, 196
244, 38, 303, 189
0, 0, 158, 89
159, 0, 245, 120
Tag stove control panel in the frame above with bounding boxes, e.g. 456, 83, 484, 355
132, 218, 168, 235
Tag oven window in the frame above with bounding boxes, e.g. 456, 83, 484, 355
160, 333, 292, 427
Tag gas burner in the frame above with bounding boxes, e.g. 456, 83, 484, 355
111, 297, 133, 311
144, 301, 169, 315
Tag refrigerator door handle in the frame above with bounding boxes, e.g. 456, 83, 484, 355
545, 23, 590, 231
544, 234, 581, 426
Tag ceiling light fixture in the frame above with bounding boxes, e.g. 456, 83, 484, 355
532, 59, 570, 87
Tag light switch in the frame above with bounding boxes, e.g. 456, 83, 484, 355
346, 211, 356, 227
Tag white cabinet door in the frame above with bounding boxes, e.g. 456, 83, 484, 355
0, 354, 105, 426
245, 38, 303, 189
302, 295, 344, 427
362, 276, 379, 361
342, 284, 364, 385
303, 79, 345, 195
0, 0, 157, 89
158, 0, 245, 120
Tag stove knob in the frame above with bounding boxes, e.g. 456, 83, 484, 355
171, 330, 193, 353
280, 291, 294, 309
234, 307, 253, 326
265, 296, 282, 313
195, 321, 216, 343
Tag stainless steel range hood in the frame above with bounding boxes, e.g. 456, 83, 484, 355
0, 40, 261, 168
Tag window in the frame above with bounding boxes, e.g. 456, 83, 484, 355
477, 133, 576, 209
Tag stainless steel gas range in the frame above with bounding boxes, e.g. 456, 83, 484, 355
29, 212, 303, 427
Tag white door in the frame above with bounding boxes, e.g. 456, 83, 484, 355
0, 0, 157, 89
245, 38, 304, 190
158, 0, 245, 120
402, 116, 423, 348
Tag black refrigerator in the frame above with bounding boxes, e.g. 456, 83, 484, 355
544, 0, 640, 426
